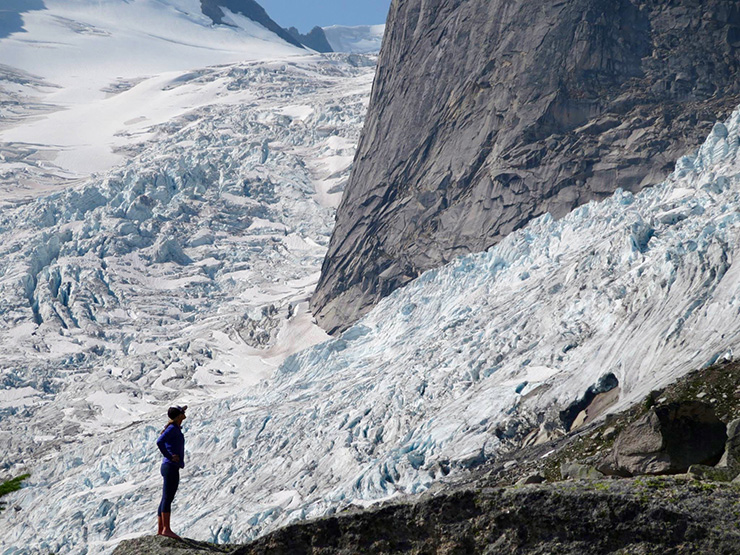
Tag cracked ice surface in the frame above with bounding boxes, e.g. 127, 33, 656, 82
0, 53, 376, 554
5, 101, 740, 552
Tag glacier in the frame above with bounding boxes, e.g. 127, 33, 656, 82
0, 51, 376, 553
0, 2, 383, 552
3, 84, 740, 553
0, 0, 307, 190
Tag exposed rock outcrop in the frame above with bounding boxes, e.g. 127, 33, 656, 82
560, 461, 604, 480
115, 479, 740, 554
200, 1, 303, 49
717, 417, 740, 469
287, 26, 333, 53
312, 0, 740, 333
113, 536, 238, 554
605, 401, 727, 476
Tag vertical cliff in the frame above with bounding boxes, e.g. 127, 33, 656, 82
312, 0, 740, 334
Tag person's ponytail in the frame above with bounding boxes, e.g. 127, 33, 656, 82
161, 419, 176, 434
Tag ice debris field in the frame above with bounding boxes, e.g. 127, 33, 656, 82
0, 17, 377, 555
0, 0, 306, 197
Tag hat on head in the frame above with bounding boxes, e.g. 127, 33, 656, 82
167, 405, 187, 419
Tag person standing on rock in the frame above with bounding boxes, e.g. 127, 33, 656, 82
156, 405, 187, 539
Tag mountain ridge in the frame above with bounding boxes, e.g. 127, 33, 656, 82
199, 0, 303, 48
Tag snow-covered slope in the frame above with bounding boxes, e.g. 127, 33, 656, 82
4, 91, 740, 552
323, 25, 385, 53
0, 0, 305, 196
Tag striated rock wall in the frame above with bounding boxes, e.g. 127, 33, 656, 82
312, 0, 740, 333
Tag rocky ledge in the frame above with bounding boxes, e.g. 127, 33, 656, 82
114, 477, 740, 554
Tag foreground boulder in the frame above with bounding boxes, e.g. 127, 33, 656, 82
560, 462, 604, 481
718, 417, 740, 469
112, 535, 238, 554
608, 401, 727, 476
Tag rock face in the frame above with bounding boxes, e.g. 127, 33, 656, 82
718, 417, 740, 469
113, 536, 239, 554
312, 0, 740, 333
610, 402, 727, 476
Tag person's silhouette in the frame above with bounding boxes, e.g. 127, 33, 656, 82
156, 405, 187, 538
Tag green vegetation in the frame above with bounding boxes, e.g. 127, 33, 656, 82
635, 477, 671, 490
0, 474, 30, 512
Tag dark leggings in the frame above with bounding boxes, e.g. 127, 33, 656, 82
158, 462, 180, 515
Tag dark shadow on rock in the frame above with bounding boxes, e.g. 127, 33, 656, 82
607, 401, 727, 476
113, 535, 239, 554
0, 0, 45, 39
560, 373, 620, 432
199, 0, 303, 49
287, 26, 333, 53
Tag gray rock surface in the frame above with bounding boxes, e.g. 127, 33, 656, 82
515, 473, 545, 485
717, 417, 740, 468
115, 479, 740, 554
610, 401, 727, 476
560, 461, 604, 480
312, 0, 740, 333
113, 536, 238, 554
687, 464, 738, 482
287, 26, 334, 53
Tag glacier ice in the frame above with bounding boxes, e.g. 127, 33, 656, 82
0, 53, 376, 553
4, 41, 740, 555
322, 25, 386, 54
5, 99, 740, 553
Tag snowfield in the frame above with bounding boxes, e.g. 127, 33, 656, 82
0, 0, 305, 198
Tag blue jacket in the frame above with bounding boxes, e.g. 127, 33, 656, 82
157, 424, 185, 468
